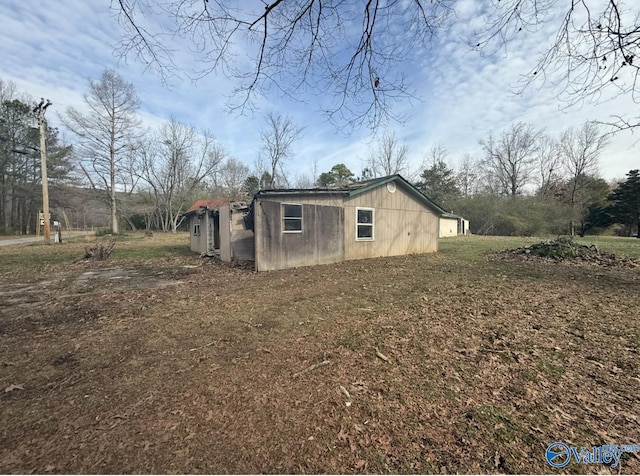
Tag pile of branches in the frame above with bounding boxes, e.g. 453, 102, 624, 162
494, 237, 639, 267
83, 240, 116, 260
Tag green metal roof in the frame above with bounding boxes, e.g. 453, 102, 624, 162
256, 174, 450, 216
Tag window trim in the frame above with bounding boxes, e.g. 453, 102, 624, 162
281, 203, 303, 233
193, 221, 201, 236
355, 207, 375, 241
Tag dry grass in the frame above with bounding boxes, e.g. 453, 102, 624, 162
0, 233, 639, 474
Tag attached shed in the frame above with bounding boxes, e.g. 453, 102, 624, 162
251, 175, 446, 271
184, 198, 255, 257
183, 199, 230, 254
218, 202, 255, 262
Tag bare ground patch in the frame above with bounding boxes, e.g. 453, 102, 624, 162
0, 242, 639, 474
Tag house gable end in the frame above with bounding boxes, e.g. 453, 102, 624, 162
347, 175, 447, 215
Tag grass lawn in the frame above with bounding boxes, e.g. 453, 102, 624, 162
0, 233, 638, 474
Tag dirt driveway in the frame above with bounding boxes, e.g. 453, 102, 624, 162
0, 238, 639, 473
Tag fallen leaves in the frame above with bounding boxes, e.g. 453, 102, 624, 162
1, 235, 639, 474
4, 383, 24, 393
374, 347, 390, 363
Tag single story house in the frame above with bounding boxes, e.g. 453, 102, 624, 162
187, 175, 468, 271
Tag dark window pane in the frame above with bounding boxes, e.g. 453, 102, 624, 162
357, 224, 373, 238
283, 204, 302, 218
284, 218, 302, 231
357, 209, 372, 224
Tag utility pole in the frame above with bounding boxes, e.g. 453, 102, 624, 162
34, 98, 52, 244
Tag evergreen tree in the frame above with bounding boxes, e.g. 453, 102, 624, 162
0, 97, 72, 233
609, 170, 640, 237
244, 175, 261, 197
416, 160, 460, 210
317, 164, 355, 187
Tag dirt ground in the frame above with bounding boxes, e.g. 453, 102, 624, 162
0, 236, 639, 474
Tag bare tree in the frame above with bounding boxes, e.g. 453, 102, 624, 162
368, 132, 410, 178
216, 157, 250, 199
456, 153, 480, 198
423, 144, 448, 167
63, 69, 141, 233
480, 122, 541, 196
0, 78, 17, 104
258, 112, 302, 188
476, 1, 640, 132
535, 134, 563, 197
560, 122, 609, 235
138, 119, 225, 232
113, 2, 640, 132
293, 173, 315, 189
114, 1, 450, 129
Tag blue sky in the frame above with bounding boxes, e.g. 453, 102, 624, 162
1, 0, 637, 184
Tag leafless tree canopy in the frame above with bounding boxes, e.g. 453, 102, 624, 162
367, 132, 410, 178
476, 1, 640, 129
62, 69, 141, 233
560, 122, 609, 234
138, 118, 224, 232
216, 157, 250, 199
257, 112, 302, 188
456, 153, 480, 198
113, 1, 640, 130
113, 0, 450, 129
535, 134, 562, 197
480, 122, 541, 196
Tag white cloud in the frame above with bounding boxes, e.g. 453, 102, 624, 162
0, 0, 637, 186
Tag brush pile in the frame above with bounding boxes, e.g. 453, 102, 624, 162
494, 237, 639, 267
83, 240, 116, 260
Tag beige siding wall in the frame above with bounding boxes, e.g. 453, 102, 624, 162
256, 183, 439, 265
219, 206, 231, 262
461, 219, 470, 235
219, 206, 255, 262
230, 209, 254, 260
439, 217, 458, 238
341, 184, 439, 260
189, 215, 207, 253
267, 194, 346, 208
254, 201, 344, 271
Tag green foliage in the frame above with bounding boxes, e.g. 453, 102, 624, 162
95, 228, 121, 237
0, 232, 193, 273
244, 175, 261, 197
573, 175, 611, 236
416, 160, 460, 210
260, 171, 273, 189
317, 163, 355, 187
0, 93, 73, 234
451, 195, 570, 236
608, 169, 640, 237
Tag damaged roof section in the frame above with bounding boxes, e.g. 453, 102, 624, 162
184, 199, 249, 217
184, 198, 231, 216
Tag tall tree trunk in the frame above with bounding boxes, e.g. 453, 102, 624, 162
122, 214, 137, 232
110, 131, 119, 233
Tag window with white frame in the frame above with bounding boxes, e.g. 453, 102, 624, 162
282, 203, 303, 232
193, 221, 201, 236
356, 208, 374, 240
